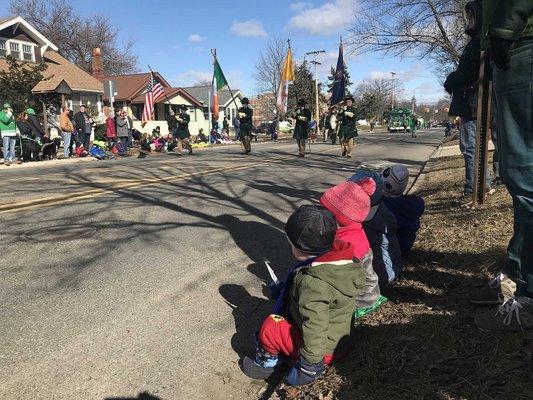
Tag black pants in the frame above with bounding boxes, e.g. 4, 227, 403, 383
77, 132, 91, 150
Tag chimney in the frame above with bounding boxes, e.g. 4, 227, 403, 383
91, 48, 104, 81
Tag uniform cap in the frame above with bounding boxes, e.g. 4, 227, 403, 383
285, 205, 336, 255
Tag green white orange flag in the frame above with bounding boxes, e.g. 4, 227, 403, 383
212, 58, 228, 115
276, 46, 295, 113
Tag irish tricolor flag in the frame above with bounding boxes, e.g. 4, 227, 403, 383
212, 58, 228, 115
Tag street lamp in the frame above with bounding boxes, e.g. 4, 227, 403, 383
306, 50, 326, 138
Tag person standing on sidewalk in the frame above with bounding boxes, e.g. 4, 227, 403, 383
115, 110, 129, 152
238, 97, 253, 154
74, 105, 93, 151
59, 106, 74, 158
0, 103, 18, 166
473, 0, 533, 332
292, 99, 311, 157
25, 108, 45, 144
338, 95, 358, 158
444, 1, 492, 197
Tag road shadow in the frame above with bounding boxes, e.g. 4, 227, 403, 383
104, 392, 162, 400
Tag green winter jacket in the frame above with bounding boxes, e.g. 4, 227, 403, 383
0, 110, 17, 136
482, 0, 533, 49
288, 240, 365, 364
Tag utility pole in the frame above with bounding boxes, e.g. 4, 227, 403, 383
306, 50, 325, 138
391, 72, 396, 109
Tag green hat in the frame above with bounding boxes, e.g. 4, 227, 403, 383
3, 103, 11, 109
26, 107, 36, 115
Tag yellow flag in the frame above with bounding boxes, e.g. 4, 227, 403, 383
281, 48, 295, 82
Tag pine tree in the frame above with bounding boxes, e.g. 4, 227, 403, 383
287, 61, 315, 113
326, 64, 352, 97
0, 55, 48, 114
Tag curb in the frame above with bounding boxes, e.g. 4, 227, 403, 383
407, 141, 444, 195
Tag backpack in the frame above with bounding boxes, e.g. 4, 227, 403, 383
90, 145, 106, 160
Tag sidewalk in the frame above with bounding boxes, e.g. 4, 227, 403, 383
435, 140, 495, 158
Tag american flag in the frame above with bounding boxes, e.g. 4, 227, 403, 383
141, 72, 164, 125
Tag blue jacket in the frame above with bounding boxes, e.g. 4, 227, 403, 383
383, 195, 425, 258
363, 203, 403, 287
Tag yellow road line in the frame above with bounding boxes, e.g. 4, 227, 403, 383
0, 155, 294, 214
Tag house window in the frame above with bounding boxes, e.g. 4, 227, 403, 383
10, 42, 20, 59
188, 107, 197, 122
22, 44, 33, 61
0, 40, 6, 58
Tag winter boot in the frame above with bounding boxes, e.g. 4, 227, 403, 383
241, 343, 281, 380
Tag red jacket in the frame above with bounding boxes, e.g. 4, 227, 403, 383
105, 117, 116, 139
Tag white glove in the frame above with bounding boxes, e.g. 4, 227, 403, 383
176, 118, 183, 123
6, 111, 13, 118
238, 112, 246, 118
344, 111, 354, 118
298, 116, 307, 121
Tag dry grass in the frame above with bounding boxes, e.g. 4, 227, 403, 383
275, 156, 532, 400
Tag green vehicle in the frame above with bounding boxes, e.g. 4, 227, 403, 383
387, 108, 413, 133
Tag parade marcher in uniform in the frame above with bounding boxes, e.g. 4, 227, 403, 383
292, 99, 311, 157
238, 97, 253, 154
338, 95, 358, 158
175, 106, 192, 155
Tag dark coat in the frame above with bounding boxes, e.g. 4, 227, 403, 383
175, 112, 190, 139
74, 111, 92, 134
444, 35, 480, 119
166, 114, 177, 133
27, 114, 44, 136
292, 107, 311, 140
338, 106, 358, 140
238, 106, 253, 136
17, 120, 34, 136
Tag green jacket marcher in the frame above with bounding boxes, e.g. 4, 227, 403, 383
292, 107, 312, 140
288, 241, 366, 364
0, 110, 17, 137
238, 106, 253, 136
338, 106, 358, 140
175, 112, 190, 139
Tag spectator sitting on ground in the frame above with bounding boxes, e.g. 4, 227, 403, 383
195, 128, 207, 143
351, 169, 403, 288
166, 133, 177, 152
140, 132, 152, 152
241, 205, 365, 387
152, 126, 161, 139
380, 164, 425, 259
320, 177, 386, 320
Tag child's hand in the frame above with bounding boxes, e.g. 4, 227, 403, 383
285, 357, 325, 386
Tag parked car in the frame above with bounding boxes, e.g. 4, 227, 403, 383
279, 121, 294, 133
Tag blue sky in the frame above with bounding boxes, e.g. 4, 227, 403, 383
4, 0, 447, 104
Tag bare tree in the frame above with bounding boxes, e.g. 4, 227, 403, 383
353, 77, 402, 120
253, 38, 289, 95
11, 0, 138, 75
194, 79, 212, 86
347, 0, 469, 79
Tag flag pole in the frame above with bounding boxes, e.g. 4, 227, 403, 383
211, 49, 241, 122
147, 64, 173, 105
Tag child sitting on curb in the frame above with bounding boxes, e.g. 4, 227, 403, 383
241, 205, 365, 386
351, 170, 403, 288
380, 164, 425, 259
320, 177, 387, 319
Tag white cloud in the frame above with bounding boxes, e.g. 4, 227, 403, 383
290, 2, 312, 11
288, 0, 356, 35
230, 19, 268, 38
188, 34, 203, 43
171, 70, 211, 87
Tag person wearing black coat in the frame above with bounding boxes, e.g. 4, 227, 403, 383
443, 1, 484, 196
238, 97, 253, 154
73, 105, 93, 150
291, 99, 311, 157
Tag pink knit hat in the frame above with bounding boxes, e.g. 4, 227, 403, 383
319, 178, 376, 227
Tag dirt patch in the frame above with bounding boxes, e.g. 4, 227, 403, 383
275, 156, 531, 400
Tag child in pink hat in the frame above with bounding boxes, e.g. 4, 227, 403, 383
320, 178, 386, 317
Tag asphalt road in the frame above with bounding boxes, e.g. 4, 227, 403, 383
0, 129, 444, 400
